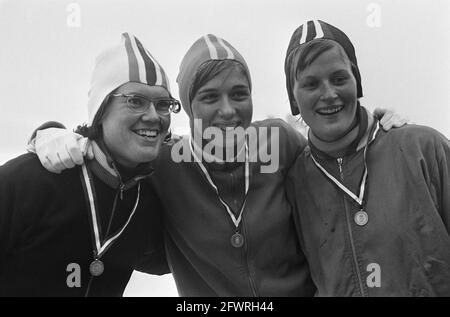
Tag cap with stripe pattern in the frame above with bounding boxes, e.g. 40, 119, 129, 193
284, 20, 363, 115
87, 32, 171, 125
176, 34, 251, 118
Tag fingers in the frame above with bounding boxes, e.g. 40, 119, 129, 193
382, 114, 409, 131
68, 138, 85, 165
58, 151, 75, 170
379, 110, 394, 127
394, 117, 408, 127
42, 155, 62, 174
86, 143, 94, 160
79, 138, 93, 161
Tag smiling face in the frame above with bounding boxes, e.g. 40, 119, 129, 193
293, 44, 358, 142
100, 82, 170, 168
190, 64, 253, 147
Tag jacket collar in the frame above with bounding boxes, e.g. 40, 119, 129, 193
309, 106, 377, 160
88, 140, 154, 191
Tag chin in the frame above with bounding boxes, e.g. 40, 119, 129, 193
141, 147, 161, 162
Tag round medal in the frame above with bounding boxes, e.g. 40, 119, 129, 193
231, 232, 244, 248
354, 210, 369, 226
89, 259, 104, 276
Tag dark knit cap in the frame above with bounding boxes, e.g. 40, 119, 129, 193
284, 20, 363, 115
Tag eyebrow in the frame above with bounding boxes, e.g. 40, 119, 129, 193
197, 84, 249, 94
232, 84, 250, 90
197, 88, 217, 95
299, 69, 350, 80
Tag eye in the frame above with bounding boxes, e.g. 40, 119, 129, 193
200, 93, 219, 103
301, 80, 318, 90
127, 95, 146, 107
155, 99, 172, 111
231, 89, 250, 101
331, 75, 349, 86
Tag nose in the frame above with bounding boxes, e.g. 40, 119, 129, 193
140, 102, 160, 122
218, 96, 236, 119
320, 81, 338, 102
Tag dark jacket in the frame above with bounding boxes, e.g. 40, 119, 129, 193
287, 123, 450, 296
0, 153, 168, 296
151, 119, 316, 296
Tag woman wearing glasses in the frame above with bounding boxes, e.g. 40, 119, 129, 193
0, 33, 180, 296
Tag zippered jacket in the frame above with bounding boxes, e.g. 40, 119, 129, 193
0, 153, 168, 296
287, 123, 450, 296
151, 119, 316, 296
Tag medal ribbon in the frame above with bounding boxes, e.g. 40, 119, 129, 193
310, 122, 380, 208
189, 136, 249, 229
81, 164, 141, 258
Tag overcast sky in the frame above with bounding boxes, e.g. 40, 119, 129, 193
0, 0, 449, 296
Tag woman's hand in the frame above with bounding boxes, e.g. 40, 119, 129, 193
30, 128, 93, 173
373, 108, 410, 131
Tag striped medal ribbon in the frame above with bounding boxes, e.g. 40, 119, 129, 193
80, 164, 141, 276
189, 136, 249, 248
310, 122, 380, 226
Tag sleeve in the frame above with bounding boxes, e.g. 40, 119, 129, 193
276, 119, 308, 172
285, 166, 317, 296
134, 244, 170, 276
430, 133, 450, 233
0, 166, 14, 271
285, 163, 306, 253
133, 182, 170, 275
0, 158, 37, 273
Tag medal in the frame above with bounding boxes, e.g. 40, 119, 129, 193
311, 122, 380, 227
80, 164, 141, 279
231, 232, 244, 248
89, 259, 104, 276
190, 136, 250, 247
354, 210, 368, 226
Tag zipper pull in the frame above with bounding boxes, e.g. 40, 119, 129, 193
337, 157, 344, 180
337, 158, 343, 173
119, 184, 125, 200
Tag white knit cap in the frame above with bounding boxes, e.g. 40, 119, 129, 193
87, 32, 171, 125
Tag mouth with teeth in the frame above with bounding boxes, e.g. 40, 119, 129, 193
213, 122, 241, 132
133, 128, 160, 140
316, 105, 344, 116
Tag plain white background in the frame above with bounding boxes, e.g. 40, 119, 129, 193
1, 0, 449, 296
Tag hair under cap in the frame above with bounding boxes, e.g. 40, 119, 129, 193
284, 20, 363, 115
87, 32, 172, 125
176, 34, 252, 118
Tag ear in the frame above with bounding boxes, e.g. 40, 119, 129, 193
289, 94, 302, 116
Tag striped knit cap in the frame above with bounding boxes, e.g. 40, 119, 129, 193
87, 32, 171, 125
176, 34, 251, 118
285, 20, 363, 115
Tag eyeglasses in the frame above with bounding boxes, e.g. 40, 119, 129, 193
111, 94, 181, 115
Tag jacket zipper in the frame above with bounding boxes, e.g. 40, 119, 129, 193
337, 157, 366, 297
241, 215, 258, 296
